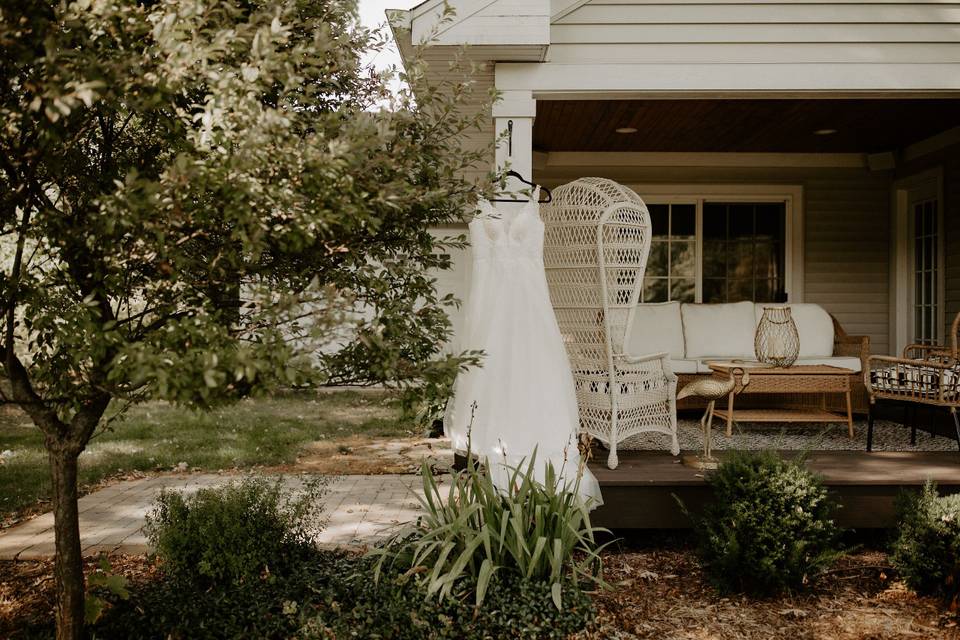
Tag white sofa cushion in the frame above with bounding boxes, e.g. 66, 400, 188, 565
754, 303, 835, 358
628, 302, 685, 359
682, 302, 756, 359
667, 358, 700, 374
793, 356, 861, 373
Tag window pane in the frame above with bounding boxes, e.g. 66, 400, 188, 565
671, 278, 695, 303
755, 204, 784, 242
671, 241, 696, 277
649, 204, 669, 237
647, 241, 668, 277
728, 241, 754, 280
728, 204, 754, 238
754, 278, 773, 302
703, 204, 726, 239
671, 204, 696, 238
703, 278, 725, 303
754, 242, 775, 280
702, 240, 725, 278
727, 279, 753, 302
643, 278, 668, 303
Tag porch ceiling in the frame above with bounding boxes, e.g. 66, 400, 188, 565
533, 99, 960, 154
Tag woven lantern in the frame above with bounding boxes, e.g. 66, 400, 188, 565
755, 306, 800, 367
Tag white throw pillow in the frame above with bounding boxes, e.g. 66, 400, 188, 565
682, 301, 756, 359
627, 302, 685, 358
754, 303, 835, 358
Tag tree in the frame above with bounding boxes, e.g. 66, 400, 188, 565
0, 1, 491, 637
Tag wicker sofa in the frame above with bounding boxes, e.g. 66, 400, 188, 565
624, 301, 870, 413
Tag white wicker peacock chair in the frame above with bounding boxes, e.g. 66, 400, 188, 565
541, 177, 679, 469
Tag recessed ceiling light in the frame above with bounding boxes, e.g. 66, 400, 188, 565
615, 127, 638, 134
814, 128, 838, 136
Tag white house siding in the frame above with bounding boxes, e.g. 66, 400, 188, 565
532, 162, 893, 354
548, 1, 960, 66
418, 51, 496, 184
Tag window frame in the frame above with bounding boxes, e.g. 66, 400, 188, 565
629, 184, 804, 304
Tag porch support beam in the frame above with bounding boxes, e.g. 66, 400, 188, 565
495, 62, 960, 96
540, 151, 867, 169
493, 90, 536, 189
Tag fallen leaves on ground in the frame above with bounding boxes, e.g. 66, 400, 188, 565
577, 548, 958, 640
0, 554, 155, 637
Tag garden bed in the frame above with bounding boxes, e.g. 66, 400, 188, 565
1, 548, 956, 639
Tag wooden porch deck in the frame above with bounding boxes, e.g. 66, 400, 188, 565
588, 450, 960, 529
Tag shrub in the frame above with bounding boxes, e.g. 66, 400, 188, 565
891, 482, 960, 608
690, 450, 842, 596
144, 475, 326, 585
96, 552, 594, 640
370, 451, 608, 609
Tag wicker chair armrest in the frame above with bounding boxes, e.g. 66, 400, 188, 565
621, 351, 670, 365
868, 354, 956, 370
830, 313, 870, 369
618, 352, 677, 382
901, 343, 953, 360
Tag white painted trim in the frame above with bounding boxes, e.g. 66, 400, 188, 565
541, 151, 866, 169
551, 0, 591, 21
892, 167, 946, 354
492, 90, 536, 118
495, 62, 960, 94
903, 126, 960, 163
628, 184, 804, 303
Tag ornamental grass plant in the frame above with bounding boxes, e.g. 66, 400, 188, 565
370, 445, 609, 610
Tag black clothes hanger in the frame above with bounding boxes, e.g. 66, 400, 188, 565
489, 170, 553, 204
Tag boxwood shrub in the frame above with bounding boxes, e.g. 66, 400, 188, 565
690, 450, 843, 596
891, 482, 960, 608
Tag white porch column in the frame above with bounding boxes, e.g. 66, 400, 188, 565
492, 90, 536, 196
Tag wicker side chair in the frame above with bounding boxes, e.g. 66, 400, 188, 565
541, 177, 679, 470
865, 311, 960, 451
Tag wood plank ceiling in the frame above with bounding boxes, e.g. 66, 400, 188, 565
533, 99, 960, 153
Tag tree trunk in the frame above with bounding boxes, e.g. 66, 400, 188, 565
50, 446, 85, 640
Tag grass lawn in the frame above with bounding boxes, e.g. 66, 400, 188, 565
0, 391, 411, 525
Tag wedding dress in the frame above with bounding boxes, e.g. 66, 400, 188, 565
444, 188, 603, 507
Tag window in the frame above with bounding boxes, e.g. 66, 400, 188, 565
913, 197, 940, 345
643, 204, 696, 303
641, 198, 789, 304
702, 202, 786, 303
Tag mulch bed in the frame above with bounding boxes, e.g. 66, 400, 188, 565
579, 547, 959, 640
2, 549, 957, 639
0, 554, 156, 638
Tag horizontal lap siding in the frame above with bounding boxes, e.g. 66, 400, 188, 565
804, 176, 891, 354
549, 1, 960, 64
535, 163, 892, 353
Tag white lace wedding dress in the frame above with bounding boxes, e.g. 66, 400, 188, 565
444, 188, 603, 507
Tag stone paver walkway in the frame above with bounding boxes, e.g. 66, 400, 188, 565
0, 474, 435, 560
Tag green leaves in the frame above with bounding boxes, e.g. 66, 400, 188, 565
84, 555, 130, 625
0, 0, 491, 418
370, 451, 610, 611
692, 450, 843, 596
891, 482, 960, 606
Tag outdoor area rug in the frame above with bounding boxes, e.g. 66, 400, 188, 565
623, 419, 960, 452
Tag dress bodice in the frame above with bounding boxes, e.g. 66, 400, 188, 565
469, 191, 544, 262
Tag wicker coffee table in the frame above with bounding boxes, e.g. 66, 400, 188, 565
708, 362, 856, 438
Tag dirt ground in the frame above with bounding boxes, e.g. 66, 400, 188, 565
3, 549, 956, 639
579, 548, 959, 640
